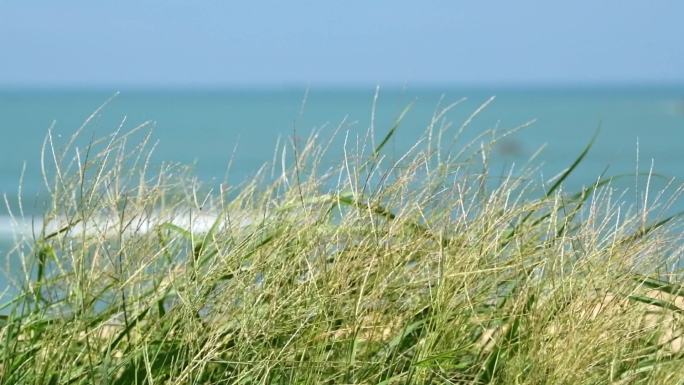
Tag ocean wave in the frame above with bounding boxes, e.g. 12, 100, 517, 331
0, 211, 248, 241
0, 215, 41, 240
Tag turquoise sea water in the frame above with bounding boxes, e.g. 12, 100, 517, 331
1, 87, 684, 293
2, 87, 683, 194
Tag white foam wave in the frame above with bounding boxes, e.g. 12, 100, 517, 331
0, 215, 42, 240
0, 211, 252, 241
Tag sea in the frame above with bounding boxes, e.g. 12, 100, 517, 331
1, 86, 684, 294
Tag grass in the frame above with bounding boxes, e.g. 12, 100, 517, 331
1, 100, 684, 384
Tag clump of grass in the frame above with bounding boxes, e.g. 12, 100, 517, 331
1, 99, 683, 384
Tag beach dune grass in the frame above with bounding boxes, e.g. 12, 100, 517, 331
1, 102, 684, 384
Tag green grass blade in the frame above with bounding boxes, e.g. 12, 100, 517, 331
546, 128, 599, 197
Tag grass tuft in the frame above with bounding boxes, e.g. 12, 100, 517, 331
1, 101, 684, 384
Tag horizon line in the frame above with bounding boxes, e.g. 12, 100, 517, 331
2, 81, 684, 93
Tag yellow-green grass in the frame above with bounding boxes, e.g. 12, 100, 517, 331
1, 102, 683, 384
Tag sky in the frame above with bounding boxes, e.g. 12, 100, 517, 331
1, 1, 683, 88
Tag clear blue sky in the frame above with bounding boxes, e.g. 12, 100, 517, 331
1, 1, 683, 87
